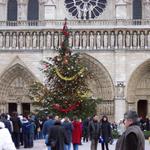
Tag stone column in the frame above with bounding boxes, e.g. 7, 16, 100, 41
17, 0, 28, 21
0, 0, 7, 21
17, 103, 22, 114
115, 0, 128, 19
115, 81, 126, 122
39, 0, 46, 20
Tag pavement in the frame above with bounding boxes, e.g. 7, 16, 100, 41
20, 139, 150, 150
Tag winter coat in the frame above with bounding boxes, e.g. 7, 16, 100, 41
100, 121, 112, 143
72, 121, 82, 144
42, 119, 55, 136
47, 125, 69, 150
62, 121, 73, 143
0, 118, 12, 133
0, 123, 16, 150
11, 117, 22, 133
88, 120, 100, 140
115, 124, 145, 150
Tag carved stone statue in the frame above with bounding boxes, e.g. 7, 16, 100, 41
69, 32, 73, 47
82, 32, 87, 48
39, 33, 44, 48
26, 32, 31, 48
54, 32, 59, 48
96, 32, 101, 49
103, 32, 108, 48
75, 32, 80, 48
89, 32, 94, 48
32, 32, 37, 48
140, 31, 145, 48
125, 31, 131, 47
110, 32, 115, 48
12, 32, 17, 48
118, 31, 123, 48
148, 32, 150, 48
5, 33, 10, 48
0, 32, 3, 48
19, 32, 24, 48
46, 32, 51, 48
132, 32, 137, 48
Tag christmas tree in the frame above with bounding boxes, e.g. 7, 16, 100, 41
29, 19, 101, 119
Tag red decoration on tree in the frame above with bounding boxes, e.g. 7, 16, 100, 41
52, 102, 80, 114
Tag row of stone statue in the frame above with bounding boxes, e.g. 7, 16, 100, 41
0, 31, 150, 49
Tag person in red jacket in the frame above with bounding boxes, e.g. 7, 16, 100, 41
72, 116, 82, 150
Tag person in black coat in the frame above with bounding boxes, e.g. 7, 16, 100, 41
62, 117, 73, 150
100, 115, 112, 150
88, 115, 100, 150
47, 120, 69, 150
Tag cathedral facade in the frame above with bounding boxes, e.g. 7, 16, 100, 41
0, 0, 150, 121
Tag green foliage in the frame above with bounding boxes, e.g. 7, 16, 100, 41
29, 20, 101, 119
143, 131, 150, 139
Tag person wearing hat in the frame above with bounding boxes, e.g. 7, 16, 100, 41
115, 110, 145, 150
0, 121, 16, 150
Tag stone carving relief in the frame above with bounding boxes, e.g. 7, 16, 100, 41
32, 32, 37, 48
19, 32, 24, 48
7, 77, 28, 100
132, 32, 137, 48
75, 32, 80, 49
82, 32, 87, 49
103, 32, 108, 48
0, 32, 3, 48
116, 81, 125, 98
39, 32, 44, 48
12, 32, 17, 48
5, 32, 10, 48
0, 30, 147, 50
110, 32, 115, 48
140, 31, 145, 48
89, 32, 94, 49
54, 32, 59, 48
118, 31, 123, 48
96, 32, 101, 49
26, 32, 31, 48
148, 31, 150, 48
68, 32, 73, 47
46, 32, 52, 48
125, 31, 131, 47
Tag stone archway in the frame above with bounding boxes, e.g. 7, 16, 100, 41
127, 59, 150, 117
79, 53, 115, 120
0, 63, 36, 114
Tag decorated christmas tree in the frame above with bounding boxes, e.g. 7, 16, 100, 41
29, 19, 101, 118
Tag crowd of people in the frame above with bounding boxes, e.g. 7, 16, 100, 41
0, 110, 148, 150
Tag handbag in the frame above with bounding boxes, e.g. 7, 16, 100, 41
99, 136, 104, 143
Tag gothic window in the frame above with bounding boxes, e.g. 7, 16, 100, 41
7, 0, 17, 21
65, 0, 107, 20
133, 0, 142, 19
28, 0, 39, 20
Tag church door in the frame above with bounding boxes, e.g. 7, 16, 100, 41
138, 100, 148, 119
9, 103, 17, 114
22, 103, 30, 115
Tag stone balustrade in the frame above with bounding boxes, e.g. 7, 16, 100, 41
0, 19, 150, 27
0, 28, 149, 51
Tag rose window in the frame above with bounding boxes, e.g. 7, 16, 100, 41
65, 0, 107, 20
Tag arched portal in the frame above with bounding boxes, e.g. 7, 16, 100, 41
127, 59, 150, 117
0, 64, 36, 114
79, 53, 115, 120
